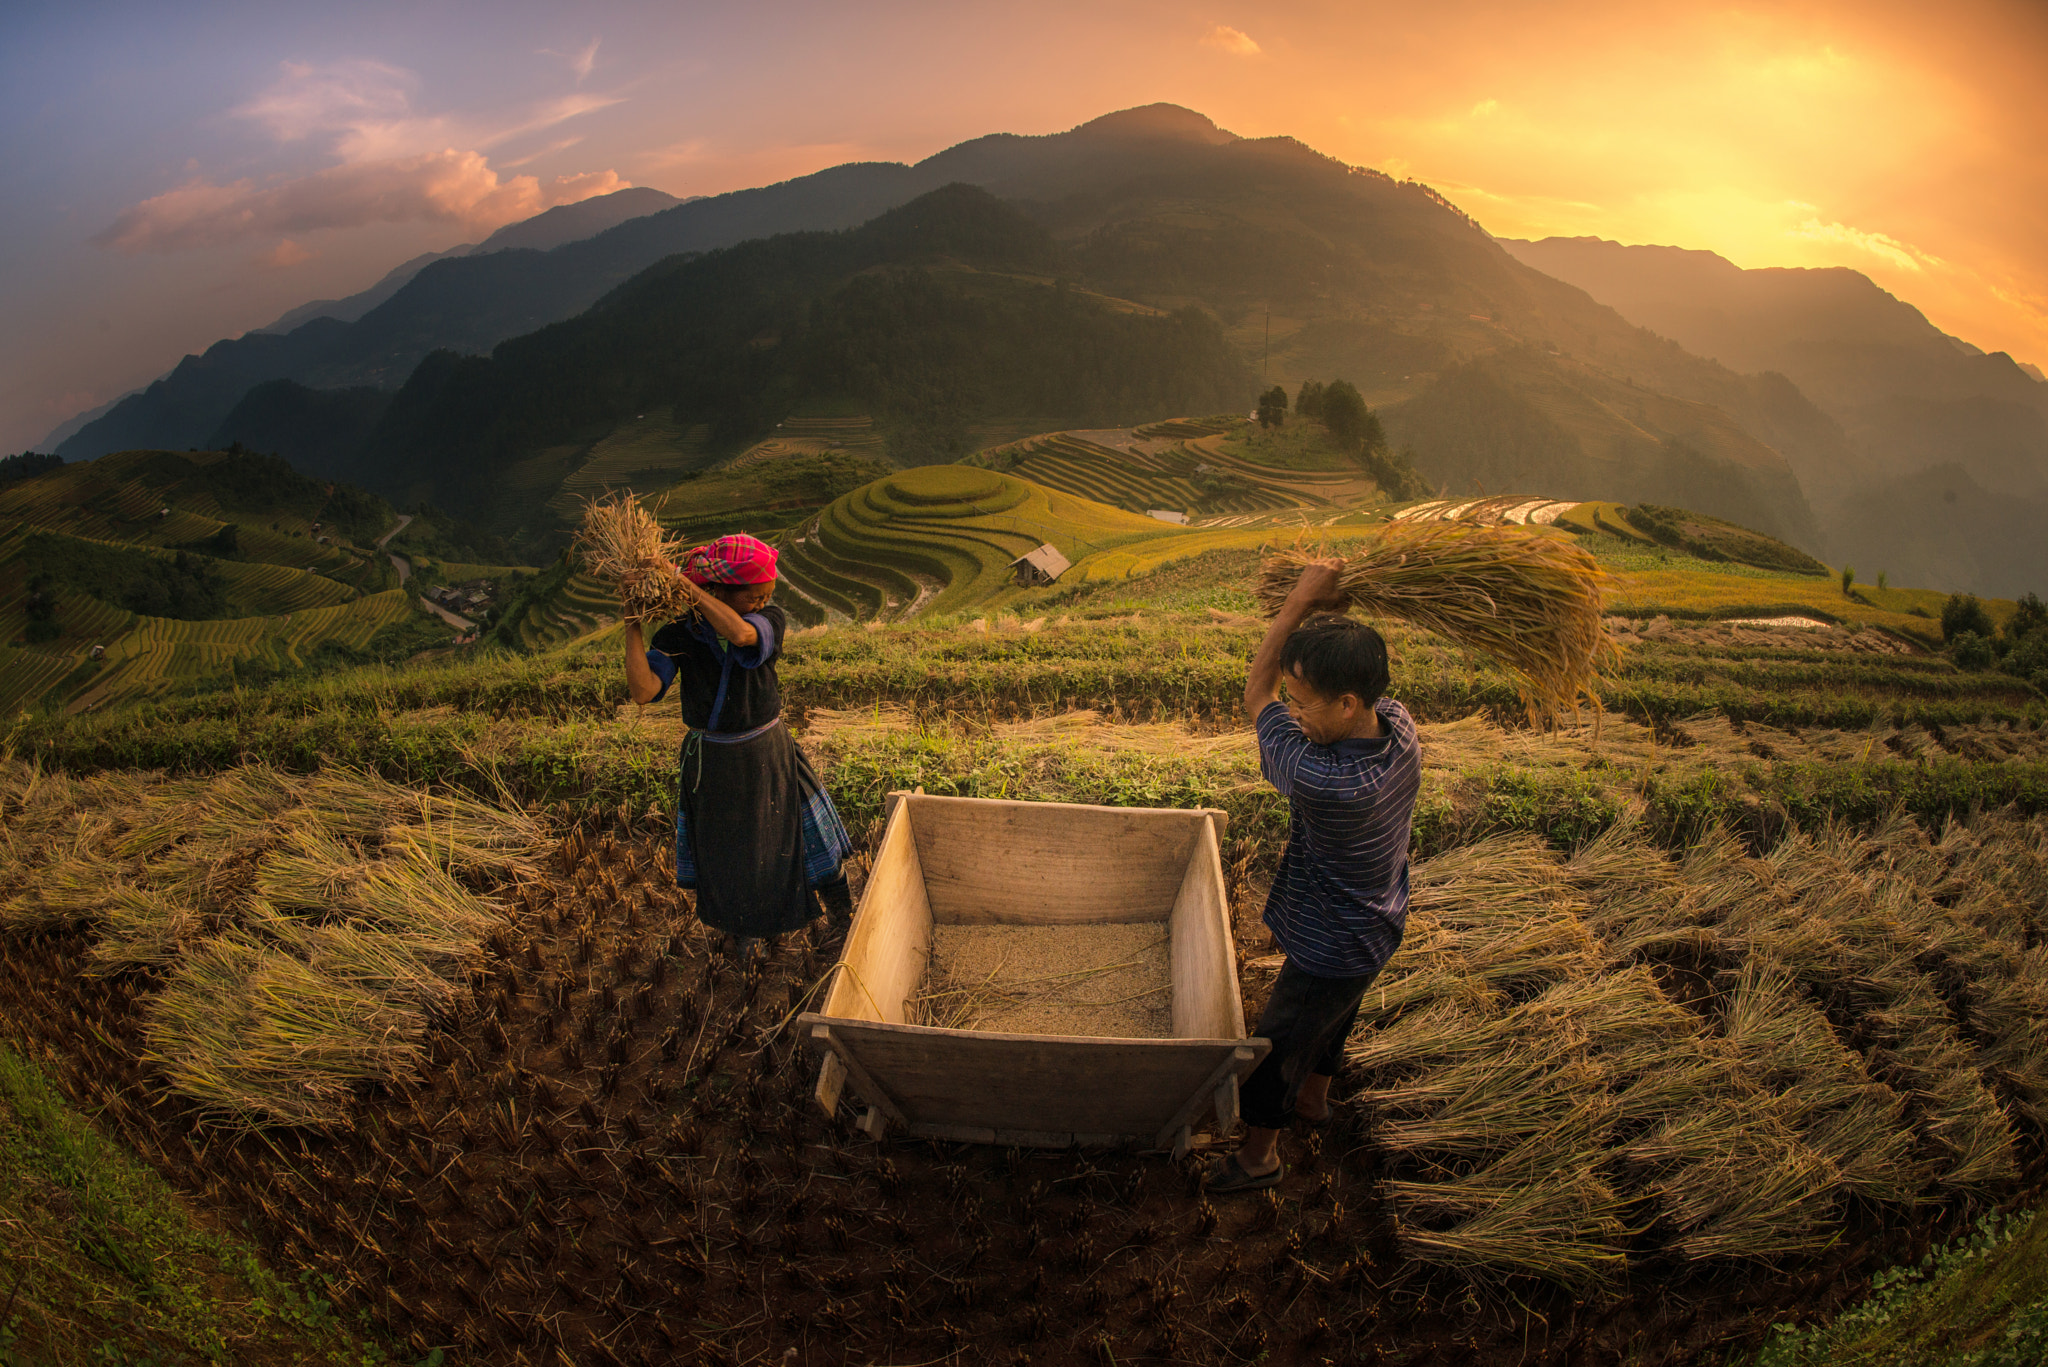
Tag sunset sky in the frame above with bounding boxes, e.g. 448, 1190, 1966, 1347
4, 0, 2044, 451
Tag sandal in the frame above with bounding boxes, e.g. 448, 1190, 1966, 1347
1203, 1153, 1285, 1194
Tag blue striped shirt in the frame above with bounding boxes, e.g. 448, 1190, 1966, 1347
1257, 698, 1423, 978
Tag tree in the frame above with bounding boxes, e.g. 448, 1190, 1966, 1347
1295, 379, 1326, 422
2006, 591, 2047, 643
1256, 385, 1289, 428
1941, 592, 1994, 643
1876, 570, 1888, 591
1841, 565, 1855, 595
1320, 380, 1386, 454
0, 451, 62, 486
23, 572, 59, 643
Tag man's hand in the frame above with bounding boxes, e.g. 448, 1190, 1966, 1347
1247, 557, 1349, 717
1287, 558, 1349, 615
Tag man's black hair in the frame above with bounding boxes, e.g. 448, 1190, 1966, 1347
1280, 613, 1389, 706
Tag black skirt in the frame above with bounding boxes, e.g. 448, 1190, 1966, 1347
674, 721, 852, 939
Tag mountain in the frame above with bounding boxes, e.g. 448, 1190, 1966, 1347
61, 106, 1834, 555
258, 246, 473, 336
1502, 236, 2048, 594
356, 184, 1251, 533
205, 380, 391, 480
54, 172, 936, 462
1498, 237, 2048, 498
256, 187, 685, 336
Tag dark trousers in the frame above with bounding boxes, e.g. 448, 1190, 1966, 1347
1240, 958, 1379, 1130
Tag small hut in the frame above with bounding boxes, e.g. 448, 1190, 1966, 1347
1009, 543, 1071, 588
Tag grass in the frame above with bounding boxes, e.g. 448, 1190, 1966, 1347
0, 1042, 402, 1366
1744, 1209, 2048, 1366
547, 408, 714, 513
1216, 417, 1362, 472
2, 500, 2047, 1360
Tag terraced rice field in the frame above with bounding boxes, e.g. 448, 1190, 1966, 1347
515, 572, 620, 651
550, 412, 713, 513
778, 414, 884, 450
778, 466, 1187, 622
992, 433, 1303, 518
0, 644, 78, 713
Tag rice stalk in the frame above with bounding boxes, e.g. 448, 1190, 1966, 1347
575, 491, 700, 623
1255, 525, 1622, 722
1387, 1129, 1631, 1292
344, 859, 503, 974
87, 887, 205, 972
143, 935, 425, 1129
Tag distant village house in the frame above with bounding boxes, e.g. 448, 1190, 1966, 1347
1009, 544, 1071, 588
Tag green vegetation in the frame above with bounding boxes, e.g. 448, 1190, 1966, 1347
0, 452, 62, 486
1627, 503, 1830, 575
971, 430, 1297, 517
1747, 1211, 2048, 1367
1220, 411, 1360, 472
23, 531, 230, 620
549, 408, 715, 514
0, 1043, 397, 1365
651, 450, 892, 543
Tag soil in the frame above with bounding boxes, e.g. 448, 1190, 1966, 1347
917, 922, 1172, 1037
0, 819, 2011, 1367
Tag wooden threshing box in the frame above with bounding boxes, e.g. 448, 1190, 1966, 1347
799, 793, 1269, 1154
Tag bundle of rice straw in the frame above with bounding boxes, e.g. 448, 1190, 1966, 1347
574, 491, 699, 622
1256, 524, 1620, 722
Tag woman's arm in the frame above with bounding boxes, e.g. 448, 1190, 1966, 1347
623, 621, 663, 705
682, 579, 759, 649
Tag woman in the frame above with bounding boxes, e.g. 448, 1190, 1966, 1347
622, 533, 855, 952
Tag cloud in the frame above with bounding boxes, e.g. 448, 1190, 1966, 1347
95, 152, 629, 253
96, 60, 630, 252
259, 238, 315, 269
1202, 25, 1261, 57
1790, 217, 1942, 272
543, 38, 601, 84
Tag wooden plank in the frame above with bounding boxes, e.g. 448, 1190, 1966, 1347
820, 801, 931, 1023
805, 1023, 909, 1129
857, 1107, 889, 1140
1152, 1046, 1258, 1151
813, 1052, 846, 1117
818, 1016, 1265, 1138
904, 1124, 1109, 1149
902, 794, 1207, 925
1169, 816, 1242, 1040
1203, 807, 1230, 843
1213, 1073, 1240, 1132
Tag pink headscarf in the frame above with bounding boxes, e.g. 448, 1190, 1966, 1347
681, 533, 779, 587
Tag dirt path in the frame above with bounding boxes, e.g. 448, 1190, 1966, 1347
418, 597, 473, 632
376, 513, 415, 584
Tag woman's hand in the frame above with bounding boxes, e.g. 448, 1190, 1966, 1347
623, 619, 662, 705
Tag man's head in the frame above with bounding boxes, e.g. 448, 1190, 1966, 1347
1279, 614, 1389, 742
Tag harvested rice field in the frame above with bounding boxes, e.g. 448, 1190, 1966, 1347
4, 743, 2046, 1365
914, 922, 1173, 1037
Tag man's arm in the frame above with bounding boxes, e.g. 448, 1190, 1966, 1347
1244, 558, 1348, 716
